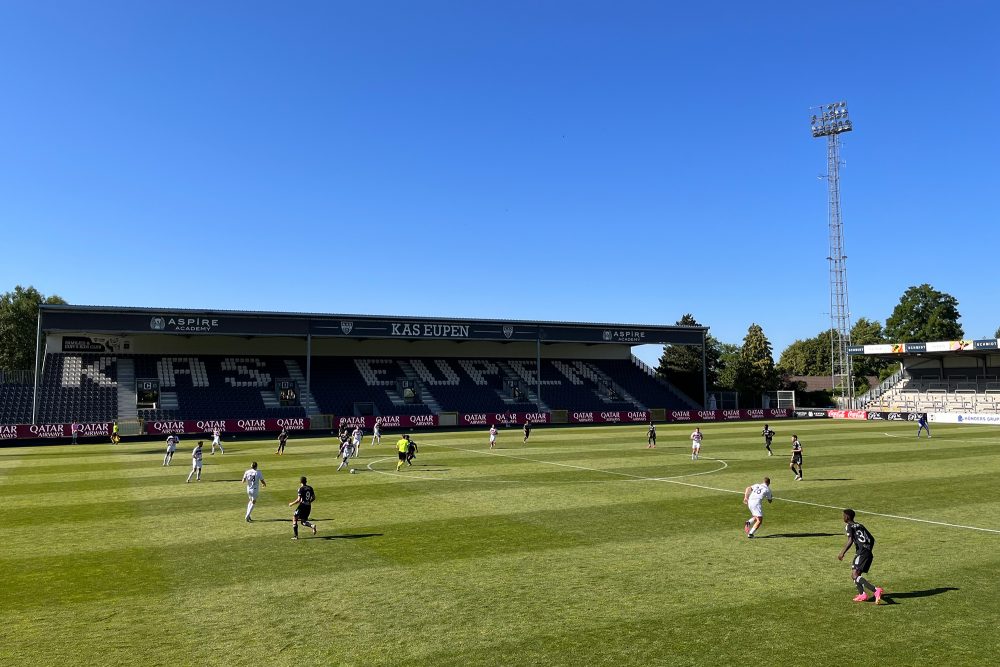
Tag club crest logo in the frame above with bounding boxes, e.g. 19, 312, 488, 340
340, 321, 354, 335
603, 330, 612, 341
150, 317, 166, 331
502, 325, 514, 339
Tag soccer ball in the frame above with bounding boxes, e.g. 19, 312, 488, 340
349, 468, 357, 474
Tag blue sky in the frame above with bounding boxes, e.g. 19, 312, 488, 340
1, 1, 997, 367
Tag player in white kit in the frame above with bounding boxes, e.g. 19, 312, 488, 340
241, 461, 266, 522
337, 434, 357, 472
211, 428, 224, 455
163, 435, 178, 466
371, 417, 382, 447
352, 427, 363, 452
185, 441, 204, 483
742, 477, 773, 538
690, 428, 703, 460
489, 425, 498, 449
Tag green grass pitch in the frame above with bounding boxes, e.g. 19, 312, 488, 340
1, 420, 998, 666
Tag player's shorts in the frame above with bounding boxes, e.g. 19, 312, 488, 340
247, 488, 259, 501
295, 504, 312, 521
489, 435, 496, 443
212, 437, 220, 445
792, 453, 803, 465
166, 446, 176, 453
648, 434, 656, 443
692, 442, 701, 450
192, 460, 202, 469
343, 447, 355, 460
852, 550, 873, 574
398, 451, 407, 461
748, 501, 764, 518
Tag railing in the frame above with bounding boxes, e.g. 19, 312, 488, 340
0, 370, 35, 385
631, 355, 659, 378
856, 366, 906, 408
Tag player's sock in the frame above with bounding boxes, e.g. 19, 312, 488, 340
858, 577, 875, 592
246, 501, 254, 520
855, 578, 865, 594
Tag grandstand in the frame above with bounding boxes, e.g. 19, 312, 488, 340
1, 306, 708, 435
854, 338, 1000, 414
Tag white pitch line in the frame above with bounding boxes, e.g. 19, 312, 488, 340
414, 441, 1000, 535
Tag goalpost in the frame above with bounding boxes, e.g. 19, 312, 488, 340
762, 390, 796, 410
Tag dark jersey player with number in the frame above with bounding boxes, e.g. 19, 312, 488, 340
837, 509, 884, 604
288, 476, 317, 540
761, 425, 774, 456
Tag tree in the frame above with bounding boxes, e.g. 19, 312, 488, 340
714, 342, 741, 391
732, 323, 779, 406
994, 326, 1000, 339
656, 314, 721, 401
884, 284, 962, 343
0, 286, 67, 372
776, 330, 834, 377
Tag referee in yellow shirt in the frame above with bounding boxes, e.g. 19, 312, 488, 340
396, 435, 410, 471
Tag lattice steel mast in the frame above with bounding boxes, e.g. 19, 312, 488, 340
811, 101, 854, 402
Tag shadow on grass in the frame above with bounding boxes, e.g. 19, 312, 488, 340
810, 478, 854, 481
209, 479, 242, 483
884, 587, 959, 603
315, 533, 383, 540
758, 532, 841, 539
254, 518, 333, 523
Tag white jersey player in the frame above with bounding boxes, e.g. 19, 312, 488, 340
163, 435, 178, 466
742, 477, 773, 538
211, 428, 224, 455
352, 427, 363, 451
690, 428, 703, 460
242, 461, 266, 522
185, 441, 204, 483
371, 417, 382, 446
337, 435, 357, 472
489, 425, 498, 449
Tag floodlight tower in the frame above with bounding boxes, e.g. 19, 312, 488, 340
811, 101, 854, 403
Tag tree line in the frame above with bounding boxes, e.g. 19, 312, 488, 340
656, 284, 993, 406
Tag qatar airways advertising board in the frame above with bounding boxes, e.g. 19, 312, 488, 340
569, 411, 650, 424
460, 412, 551, 427
336, 415, 439, 430
665, 409, 790, 422
144, 418, 311, 436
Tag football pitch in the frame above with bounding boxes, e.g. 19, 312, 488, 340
1, 421, 998, 666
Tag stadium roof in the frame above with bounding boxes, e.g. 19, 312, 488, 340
39, 304, 707, 346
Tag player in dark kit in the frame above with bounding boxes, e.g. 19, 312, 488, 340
647, 422, 656, 449
837, 509, 884, 604
405, 435, 418, 465
275, 428, 288, 455
288, 476, 317, 540
761, 425, 774, 456
523, 420, 531, 444
790, 435, 803, 480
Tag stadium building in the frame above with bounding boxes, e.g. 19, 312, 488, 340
1, 305, 725, 440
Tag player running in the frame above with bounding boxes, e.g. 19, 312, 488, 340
742, 477, 773, 538
163, 434, 178, 466
396, 435, 411, 471
489, 424, 498, 449
761, 424, 775, 456
647, 422, 656, 449
275, 428, 288, 455
241, 461, 266, 522
337, 433, 357, 472
837, 509, 885, 604
211, 427, 224, 455
352, 426, 363, 453
185, 441, 204, 483
523, 420, 531, 444
405, 435, 418, 466
371, 417, 382, 447
288, 476, 317, 540
790, 435, 803, 480
690, 428, 703, 460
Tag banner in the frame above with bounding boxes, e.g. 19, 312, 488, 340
460, 412, 551, 427
866, 411, 927, 422
794, 410, 829, 419
336, 414, 439, 430
828, 410, 868, 420
929, 412, 1000, 425
569, 410, 650, 424
666, 409, 790, 422
145, 418, 311, 436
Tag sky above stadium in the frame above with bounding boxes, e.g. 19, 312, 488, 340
2, 1, 998, 367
